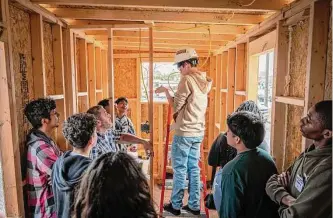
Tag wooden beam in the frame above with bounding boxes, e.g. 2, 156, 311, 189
46, 7, 265, 25
302, 0, 330, 149
12, 0, 66, 26
63, 28, 77, 116
97, 37, 228, 47
0, 41, 24, 217
77, 38, 88, 92
270, 21, 289, 172
214, 54, 222, 132
214, 0, 314, 55
227, 48, 236, 114
275, 96, 305, 106
248, 29, 276, 55
113, 52, 209, 58
34, 0, 289, 11
70, 20, 249, 34
235, 43, 246, 91
112, 47, 209, 53
52, 25, 65, 96
111, 44, 218, 51
0, 1, 24, 215
95, 46, 102, 91
31, 13, 46, 97
207, 55, 216, 154
148, 26, 154, 195
87, 43, 96, 106
108, 28, 115, 123
86, 30, 236, 41
101, 49, 108, 98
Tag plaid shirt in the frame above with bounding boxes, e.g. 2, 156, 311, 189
89, 128, 122, 160
26, 130, 61, 218
115, 115, 136, 151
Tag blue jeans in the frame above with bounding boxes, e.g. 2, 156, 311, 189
170, 135, 203, 211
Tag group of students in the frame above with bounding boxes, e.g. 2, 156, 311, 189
21, 46, 332, 218
23, 97, 155, 218
206, 100, 332, 218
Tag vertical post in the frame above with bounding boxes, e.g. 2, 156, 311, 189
30, 13, 46, 97
108, 28, 115, 125
264, 53, 270, 107
271, 21, 289, 172
0, 1, 24, 215
227, 48, 236, 115
101, 49, 108, 98
63, 28, 77, 116
87, 43, 96, 106
148, 26, 154, 195
302, 0, 330, 149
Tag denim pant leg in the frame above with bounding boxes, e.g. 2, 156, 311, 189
170, 136, 190, 210
187, 136, 203, 211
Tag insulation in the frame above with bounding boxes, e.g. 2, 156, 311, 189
284, 105, 303, 170
9, 5, 33, 155
325, 10, 332, 100
43, 21, 55, 95
114, 58, 137, 98
287, 19, 309, 97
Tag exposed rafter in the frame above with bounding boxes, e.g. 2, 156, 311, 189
32, 0, 291, 11
68, 20, 250, 34
85, 30, 236, 41
45, 7, 266, 25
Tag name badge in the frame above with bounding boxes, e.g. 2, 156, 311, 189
295, 174, 304, 192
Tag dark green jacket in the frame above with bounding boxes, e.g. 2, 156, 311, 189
266, 144, 332, 218
219, 148, 279, 218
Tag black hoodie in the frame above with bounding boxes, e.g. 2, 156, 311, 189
52, 151, 91, 218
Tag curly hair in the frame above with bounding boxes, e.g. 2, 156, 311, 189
62, 113, 97, 149
74, 152, 157, 218
235, 100, 264, 121
227, 111, 265, 149
24, 98, 56, 128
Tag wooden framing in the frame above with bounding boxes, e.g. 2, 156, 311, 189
89, 30, 236, 42
148, 26, 154, 195
214, 54, 222, 135
107, 28, 115, 123
63, 28, 77, 116
31, 13, 46, 97
275, 96, 305, 106
101, 49, 108, 98
270, 21, 289, 172
46, 7, 265, 25
52, 25, 65, 96
302, 0, 330, 149
33, 0, 289, 11
0, 40, 24, 217
87, 42, 96, 106
226, 48, 236, 115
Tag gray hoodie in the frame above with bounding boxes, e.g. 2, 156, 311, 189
52, 151, 91, 218
173, 72, 212, 137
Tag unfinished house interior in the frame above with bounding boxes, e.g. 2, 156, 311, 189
0, 0, 332, 217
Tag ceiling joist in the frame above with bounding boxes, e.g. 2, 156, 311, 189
85, 30, 236, 41
32, 0, 291, 11
68, 20, 250, 34
45, 7, 266, 25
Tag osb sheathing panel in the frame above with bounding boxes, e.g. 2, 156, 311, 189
284, 105, 303, 170
287, 19, 309, 98
9, 5, 33, 155
43, 21, 55, 95
114, 58, 137, 98
325, 11, 332, 100
126, 99, 138, 133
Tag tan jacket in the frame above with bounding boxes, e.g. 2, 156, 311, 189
265, 144, 332, 218
173, 72, 212, 137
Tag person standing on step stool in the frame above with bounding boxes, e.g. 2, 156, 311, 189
155, 48, 212, 216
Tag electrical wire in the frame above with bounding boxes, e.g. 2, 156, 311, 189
238, 0, 256, 7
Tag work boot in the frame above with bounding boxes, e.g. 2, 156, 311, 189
182, 205, 200, 215
164, 203, 181, 216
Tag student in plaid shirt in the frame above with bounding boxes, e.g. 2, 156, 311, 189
24, 98, 62, 218
87, 105, 152, 160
